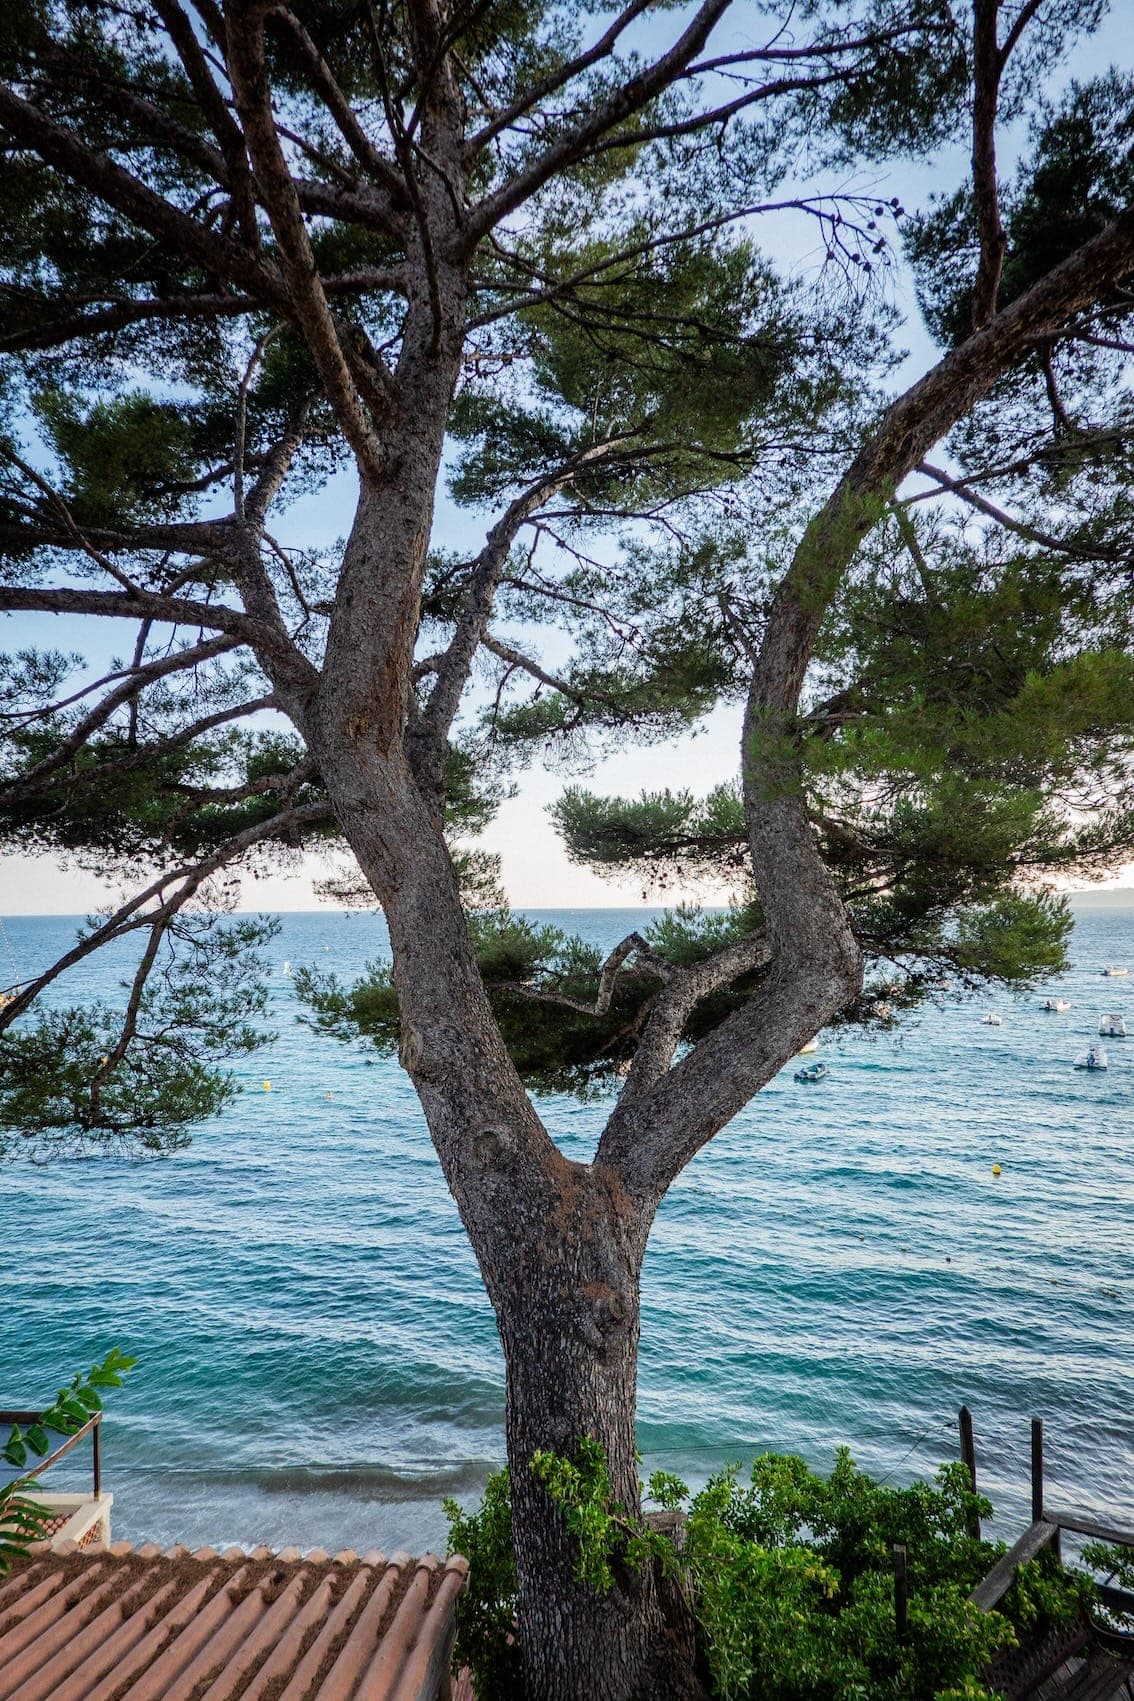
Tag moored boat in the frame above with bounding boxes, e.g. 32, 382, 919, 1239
1073, 1045, 1109, 1071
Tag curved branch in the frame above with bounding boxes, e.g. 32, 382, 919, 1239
497, 931, 674, 1017
0, 633, 240, 796
612, 929, 770, 1106
463, 0, 732, 247
0, 799, 332, 1025
597, 200, 1134, 1204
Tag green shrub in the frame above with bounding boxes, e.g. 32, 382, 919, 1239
445, 1443, 1100, 1701
443, 1467, 525, 1701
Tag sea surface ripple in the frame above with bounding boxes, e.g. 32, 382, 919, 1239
2, 905, 1131, 1553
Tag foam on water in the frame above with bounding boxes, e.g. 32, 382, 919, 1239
2, 905, 1131, 1553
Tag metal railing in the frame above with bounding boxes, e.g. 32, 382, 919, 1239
0, 1409, 103, 1499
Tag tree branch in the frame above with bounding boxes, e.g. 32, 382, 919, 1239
0, 584, 271, 647
0, 632, 240, 797
597, 200, 1134, 1204
224, 1, 390, 484
464, 0, 656, 159
412, 439, 629, 773
0, 799, 331, 1027
274, 6, 409, 204
1, 695, 279, 806
613, 929, 770, 1108
0, 82, 288, 311
463, 0, 733, 246
498, 931, 674, 1017
971, 0, 1005, 329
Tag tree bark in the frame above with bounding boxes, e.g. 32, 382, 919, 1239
497, 1216, 705, 1701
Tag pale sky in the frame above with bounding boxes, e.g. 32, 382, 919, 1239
2, 6, 1130, 917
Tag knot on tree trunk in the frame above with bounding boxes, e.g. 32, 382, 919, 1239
472, 1123, 513, 1166
397, 1022, 424, 1073
581, 1280, 631, 1347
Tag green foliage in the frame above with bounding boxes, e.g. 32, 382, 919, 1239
0, 914, 277, 1158
449, 1444, 1104, 1701
0, 1349, 135, 1577
298, 901, 767, 1097
443, 1469, 525, 1701
909, 71, 1134, 347
36, 389, 198, 526
530, 1438, 671, 1594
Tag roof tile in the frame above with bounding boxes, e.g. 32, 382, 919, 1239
0, 1544, 467, 1701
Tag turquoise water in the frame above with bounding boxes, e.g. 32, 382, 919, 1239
2, 905, 1131, 1555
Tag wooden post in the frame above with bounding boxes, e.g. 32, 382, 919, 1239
1030, 1418, 1044, 1524
893, 1543, 908, 1641
958, 1406, 980, 1540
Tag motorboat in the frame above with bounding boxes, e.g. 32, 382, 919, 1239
1073, 1046, 1109, 1071
1042, 997, 1071, 1012
1102, 965, 1129, 977
983, 1012, 1002, 1025
1098, 1013, 1127, 1038
797, 1038, 820, 1054
794, 1061, 829, 1084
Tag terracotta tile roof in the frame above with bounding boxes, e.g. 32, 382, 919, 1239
0, 1540, 468, 1701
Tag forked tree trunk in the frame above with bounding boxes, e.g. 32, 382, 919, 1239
318, 764, 706, 1698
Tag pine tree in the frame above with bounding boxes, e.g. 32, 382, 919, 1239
2, 4, 1133, 1694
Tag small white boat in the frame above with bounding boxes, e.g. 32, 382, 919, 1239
797, 1038, 820, 1055
1099, 1013, 1127, 1037
983, 1012, 1002, 1026
1102, 965, 1129, 977
794, 1061, 829, 1084
282, 960, 292, 976
1073, 1045, 1109, 1071
1042, 997, 1071, 1012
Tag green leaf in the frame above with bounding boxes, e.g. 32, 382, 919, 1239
3, 1435, 28, 1468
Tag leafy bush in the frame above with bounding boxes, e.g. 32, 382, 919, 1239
446, 1444, 1101, 1701
443, 1468, 525, 1701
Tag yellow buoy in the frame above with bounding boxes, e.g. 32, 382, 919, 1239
991, 1163, 1001, 1176
263, 1080, 272, 1091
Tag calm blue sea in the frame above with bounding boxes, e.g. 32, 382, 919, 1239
1, 905, 1131, 1555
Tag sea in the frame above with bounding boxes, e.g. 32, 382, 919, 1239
1, 903, 1131, 1557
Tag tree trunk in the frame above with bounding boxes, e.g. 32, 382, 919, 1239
495, 1210, 705, 1701
318, 765, 704, 1698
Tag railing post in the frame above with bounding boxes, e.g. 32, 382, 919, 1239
893, 1543, 908, 1641
959, 1406, 980, 1540
92, 1414, 101, 1500
1030, 1417, 1061, 1560
1030, 1418, 1044, 1523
